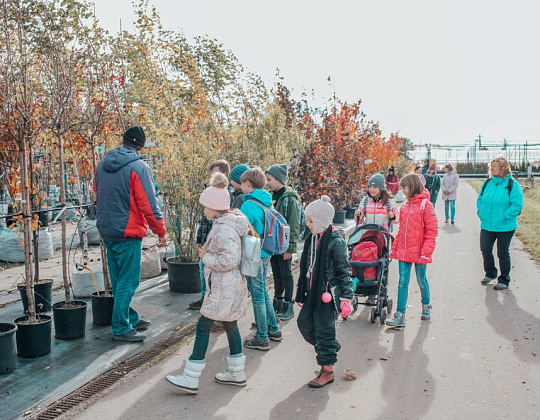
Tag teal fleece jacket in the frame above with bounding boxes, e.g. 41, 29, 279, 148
240, 189, 273, 258
477, 175, 523, 232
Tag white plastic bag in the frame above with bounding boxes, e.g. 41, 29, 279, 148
71, 261, 104, 298
141, 247, 162, 279
77, 218, 101, 245
0, 227, 54, 262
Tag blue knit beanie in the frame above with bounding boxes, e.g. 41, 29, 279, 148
230, 164, 250, 184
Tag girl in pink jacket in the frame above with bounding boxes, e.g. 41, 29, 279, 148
387, 174, 438, 327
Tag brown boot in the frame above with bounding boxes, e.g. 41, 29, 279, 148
308, 365, 334, 388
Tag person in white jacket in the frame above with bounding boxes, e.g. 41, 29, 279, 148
166, 173, 250, 394
441, 164, 459, 224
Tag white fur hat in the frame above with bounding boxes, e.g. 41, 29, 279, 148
305, 195, 335, 234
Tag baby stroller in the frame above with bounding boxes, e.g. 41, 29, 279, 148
347, 224, 393, 324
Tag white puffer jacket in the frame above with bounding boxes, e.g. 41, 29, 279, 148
441, 170, 459, 201
201, 212, 249, 322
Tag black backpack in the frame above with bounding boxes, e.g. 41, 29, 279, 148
480, 176, 514, 197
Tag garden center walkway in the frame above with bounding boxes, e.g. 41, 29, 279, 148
72, 182, 540, 420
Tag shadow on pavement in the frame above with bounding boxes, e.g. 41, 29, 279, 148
484, 287, 540, 364
376, 323, 435, 419
110, 327, 270, 420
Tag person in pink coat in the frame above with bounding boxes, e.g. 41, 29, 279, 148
387, 174, 438, 327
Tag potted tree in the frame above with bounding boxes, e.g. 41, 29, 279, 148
159, 129, 215, 293
2, 0, 53, 359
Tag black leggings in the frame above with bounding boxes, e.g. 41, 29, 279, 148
480, 229, 515, 285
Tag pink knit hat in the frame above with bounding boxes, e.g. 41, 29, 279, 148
199, 173, 230, 211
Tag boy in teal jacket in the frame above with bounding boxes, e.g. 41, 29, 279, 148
477, 157, 524, 290
240, 168, 281, 350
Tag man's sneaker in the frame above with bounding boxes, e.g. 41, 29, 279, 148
113, 329, 146, 342
481, 276, 496, 285
421, 304, 432, 320
268, 330, 283, 342
445, 219, 449, 224
494, 282, 509, 290
386, 311, 406, 327
134, 319, 152, 331
244, 337, 270, 351
451, 220, 455, 225
189, 298, 203, 310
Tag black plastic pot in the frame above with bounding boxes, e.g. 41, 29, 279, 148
333, 210, 346, 224
13, 314, 52, 358
38, 210, 50, 227
167, 259, 201, 293
91, 291, 114, 326
18, 279, 53, 314
0, 322, 17, 374
344, 207, 357, 220
52, 301, 88, 340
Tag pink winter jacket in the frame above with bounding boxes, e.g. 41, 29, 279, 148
391, 189, 438, 264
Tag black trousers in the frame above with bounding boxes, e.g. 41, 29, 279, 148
480, 229, 515, 285
297, 296, 339, 366
270, 254, 294, 302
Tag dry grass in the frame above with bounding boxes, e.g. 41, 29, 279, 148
468, 179, 540, 265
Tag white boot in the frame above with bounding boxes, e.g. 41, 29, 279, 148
215, 354, 246, 387
166, 359, 206, 394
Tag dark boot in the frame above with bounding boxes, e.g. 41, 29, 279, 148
273, 298, 283, 314
278, 300, 295, 321
308, 365, 334, 388
189, 297, 203, 310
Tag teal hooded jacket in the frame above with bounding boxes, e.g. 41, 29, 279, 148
476, 175, 523, 232
240, 189, 273, 258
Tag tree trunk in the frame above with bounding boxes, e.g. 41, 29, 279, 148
19, 144, 35, 322
58, 131, 70, 303
90, 139, 111, 295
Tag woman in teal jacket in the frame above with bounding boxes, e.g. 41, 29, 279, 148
476, 157, 523, 290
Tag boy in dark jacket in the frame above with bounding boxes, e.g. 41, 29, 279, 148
296, 195, 353, 388
265, 164, 301, 321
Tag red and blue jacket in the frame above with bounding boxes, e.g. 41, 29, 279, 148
94, 145, 166, 242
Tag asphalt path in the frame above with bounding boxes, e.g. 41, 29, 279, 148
71, 182, 540, 420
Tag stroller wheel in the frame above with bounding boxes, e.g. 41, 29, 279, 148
380, 308, 387, 325
370, 307, 377, 324
387, 299, 393, 314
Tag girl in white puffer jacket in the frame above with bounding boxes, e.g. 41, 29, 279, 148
166, 173, 249, 394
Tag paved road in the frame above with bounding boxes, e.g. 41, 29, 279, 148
72, 182, 540, 420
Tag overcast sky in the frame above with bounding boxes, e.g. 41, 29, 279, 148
92, 0, 540, 147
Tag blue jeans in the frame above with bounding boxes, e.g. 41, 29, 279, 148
246, 256, 279, 341
104, 240, 142, 336
396, 261, 430, 314
444, 200, 456, 221
199, 259, 206, 297
190, 315, 242, 361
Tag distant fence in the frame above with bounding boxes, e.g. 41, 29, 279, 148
459, 173, 537, 189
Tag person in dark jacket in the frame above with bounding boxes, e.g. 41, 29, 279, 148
296, 195, 353, 388
94, 126, 166, 342
230, 164, 250, 210
425, 164, 441, 207
189, 160, 234, 312
477, 156, 523, 290
265, 164, 301, 321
